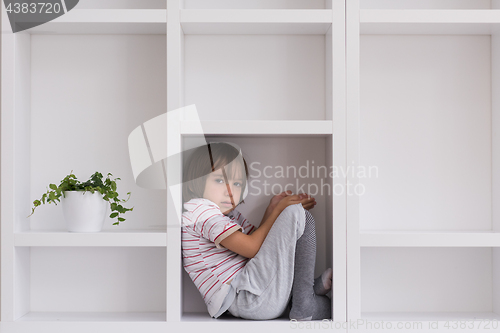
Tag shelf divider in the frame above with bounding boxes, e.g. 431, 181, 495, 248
361, 230, 500, 247
17, 311, 167, 322
180, 9, 332, 34
361, 9, 500, 35
26, 9, 167, 34
181, 120, 333, 135
361, 311, 500, 321
14, 230, 167, 247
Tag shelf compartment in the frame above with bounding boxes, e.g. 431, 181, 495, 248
361, 9, 500, 35
29, 33, 166, 232
360, 247, 500, 320
361, 231, 500, 247
21, 247, 166, 317
17, 311, 166, 322
359, 34, 491, 232
180, 9, 332, 34
26, 9, 167, 34
181, 120, 333, 135
15, 230, 167, 247
184, 34, 328, 121
181, 134, 334, 318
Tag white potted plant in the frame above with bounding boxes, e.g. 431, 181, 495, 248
29, 171, 133, 232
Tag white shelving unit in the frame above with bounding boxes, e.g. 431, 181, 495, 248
348, 0, 500, 327
1, 0, 346, 332
9, 0, 500, 330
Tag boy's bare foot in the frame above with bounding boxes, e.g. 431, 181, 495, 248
313, 268, 332, 295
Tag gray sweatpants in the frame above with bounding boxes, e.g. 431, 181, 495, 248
227, 203, 306, 320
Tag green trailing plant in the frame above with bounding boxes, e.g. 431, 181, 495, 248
29, 171, 133, 225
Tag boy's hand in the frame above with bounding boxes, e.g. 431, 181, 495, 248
299, 193, 316, 210
268, 191, 316, 211
267, 190, 293, 212
275, 193, 316, 213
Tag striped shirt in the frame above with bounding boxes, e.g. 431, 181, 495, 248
181, 198, 255, 316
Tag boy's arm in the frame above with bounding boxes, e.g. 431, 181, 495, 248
258, 206, 274, 228
220, 195, 315, 258
220, 208, 282, 259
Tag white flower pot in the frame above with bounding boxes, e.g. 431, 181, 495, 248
61, 191, 108, 232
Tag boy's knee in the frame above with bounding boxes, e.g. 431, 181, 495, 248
282, 203, 304, 218
279, 204, 306, 238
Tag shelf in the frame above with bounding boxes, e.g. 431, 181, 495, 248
361, 230, 500, 247
360, 9, 500, 35
361, 312, 500, 321
25, 9, 167, 34
180, 9, 332, 34
180, 120, 333, 136
17, 311, 166, 322
14, 230, 167, 247
181, 313, 303, 327
182, 312, 291, 322
182, 0, 327, 10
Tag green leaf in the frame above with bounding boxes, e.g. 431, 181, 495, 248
49, 184, 58, 190
110, 212, 119, 218
118, 217, 125, 222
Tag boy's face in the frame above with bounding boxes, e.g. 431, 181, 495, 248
203, 168, 243, 215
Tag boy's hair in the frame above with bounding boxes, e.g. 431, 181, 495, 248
182, 142, 249, 205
